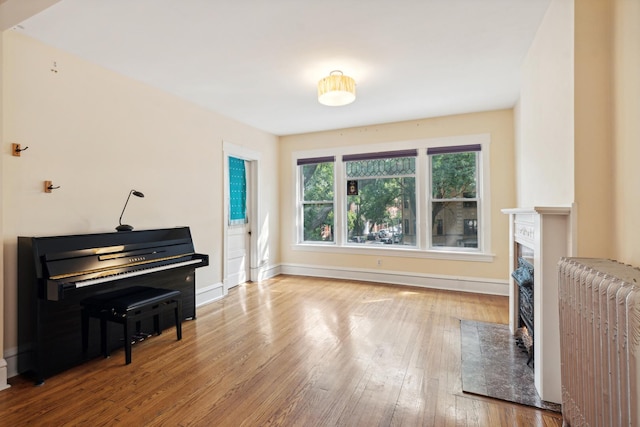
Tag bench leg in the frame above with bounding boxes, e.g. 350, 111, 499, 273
175, 300, 182, 341
124, 319, 133, 365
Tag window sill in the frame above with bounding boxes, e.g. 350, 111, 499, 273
292, 243, 495, 262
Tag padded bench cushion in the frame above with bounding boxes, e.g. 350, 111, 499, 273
82, 286, 181, 312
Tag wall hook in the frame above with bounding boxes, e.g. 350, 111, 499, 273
44, 181, 60, 193
12, 143, 29, 157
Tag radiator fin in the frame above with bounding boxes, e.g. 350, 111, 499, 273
559, 258, 640, 427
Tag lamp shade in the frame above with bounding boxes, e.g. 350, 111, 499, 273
318, 70, 356, 106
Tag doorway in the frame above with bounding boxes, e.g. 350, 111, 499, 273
223, 142, 260, 290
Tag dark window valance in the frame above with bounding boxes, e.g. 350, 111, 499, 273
297, 156, 335, 166
343, 149, 418, 162
427, 144, 481, 155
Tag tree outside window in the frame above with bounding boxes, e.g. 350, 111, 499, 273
345, 154, 416, 246
299, 159, 334, 242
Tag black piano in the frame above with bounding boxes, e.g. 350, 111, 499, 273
17, 227, 209, 383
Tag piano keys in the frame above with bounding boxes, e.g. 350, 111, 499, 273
17, 227, 208, 383
71, 257, 204, 289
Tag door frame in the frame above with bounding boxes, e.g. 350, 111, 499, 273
222, 141, 261, 291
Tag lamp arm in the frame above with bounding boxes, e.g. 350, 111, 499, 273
118, 191, 134, 226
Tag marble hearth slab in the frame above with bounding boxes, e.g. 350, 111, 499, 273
459, 319, 561, 413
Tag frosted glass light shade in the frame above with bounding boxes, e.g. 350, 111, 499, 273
317, 71, 356, 106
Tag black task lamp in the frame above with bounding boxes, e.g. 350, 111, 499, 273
116, 189, 145, 231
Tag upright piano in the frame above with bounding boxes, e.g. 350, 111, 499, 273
18, 227, 209, 383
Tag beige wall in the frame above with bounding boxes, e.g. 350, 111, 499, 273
279, 109, 516, 281
2, 31, 279, 368
573, 0, 614, 258
612, 0, 640, 265
0, 0, 63, 391
515, 0, 574, 207
517, 0, 640, 265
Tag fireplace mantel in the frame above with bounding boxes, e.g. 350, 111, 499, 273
501, 206, 572, 404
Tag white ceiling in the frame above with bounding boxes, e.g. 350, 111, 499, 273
13, 0, 551, 136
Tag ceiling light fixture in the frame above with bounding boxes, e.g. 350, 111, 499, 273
317, 70, 356, 106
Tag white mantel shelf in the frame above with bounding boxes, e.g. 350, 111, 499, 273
502, 206, 572, 404
501, 206, 572, 215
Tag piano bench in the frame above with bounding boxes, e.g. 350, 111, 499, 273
81, 286, 182, 365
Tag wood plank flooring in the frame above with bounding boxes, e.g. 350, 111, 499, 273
1, 275, 563, 426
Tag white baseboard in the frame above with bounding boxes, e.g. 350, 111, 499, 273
4, 347, 18, 381
195, 262, 283, 307
196, 282, 225, 307
254, 263, 281, 282
279, 263, 509, 296
0, 358, 10, 390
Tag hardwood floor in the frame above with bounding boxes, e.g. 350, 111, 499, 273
1, 275, 563, 426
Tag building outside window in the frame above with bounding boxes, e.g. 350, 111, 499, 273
428, 144, 480, 249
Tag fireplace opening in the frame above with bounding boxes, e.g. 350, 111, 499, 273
512, 253, 534, 367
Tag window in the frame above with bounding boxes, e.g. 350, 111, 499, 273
428, 144, 480, 249
343, 150, 417, 246
294, 135, 490, 259
298, 157, 335, 242
228, 156, 247, 225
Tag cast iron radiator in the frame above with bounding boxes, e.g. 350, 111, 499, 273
558, 258, 640, 426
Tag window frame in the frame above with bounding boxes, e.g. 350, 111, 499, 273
292, 134, 493, 262
343, 149, 418, 248
297, 156, 336, 244
427, 144, 482, 252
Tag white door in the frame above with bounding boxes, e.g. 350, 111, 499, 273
226, 157, 251, 289
226, 223, 250, 288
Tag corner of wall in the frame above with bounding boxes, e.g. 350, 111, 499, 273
0, 358, 10, 390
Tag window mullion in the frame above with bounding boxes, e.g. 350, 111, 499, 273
418, 150, 428, 250
297, 163, 304, 244
335, 158, 344, 246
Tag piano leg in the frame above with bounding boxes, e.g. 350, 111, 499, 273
101, 318, 109, 358
153, 316, 160, 335
81, 308, 89, 353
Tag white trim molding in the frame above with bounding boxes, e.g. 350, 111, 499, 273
196, 283, 225, 307
4, 347, 18, 383
280, 263, 508, 296
252, 263, 281, 283
0, 358, 10, 390
196, 264, 281, 307
501, 205, 572, 404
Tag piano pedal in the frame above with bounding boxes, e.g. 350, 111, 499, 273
130, 332, 152, 343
